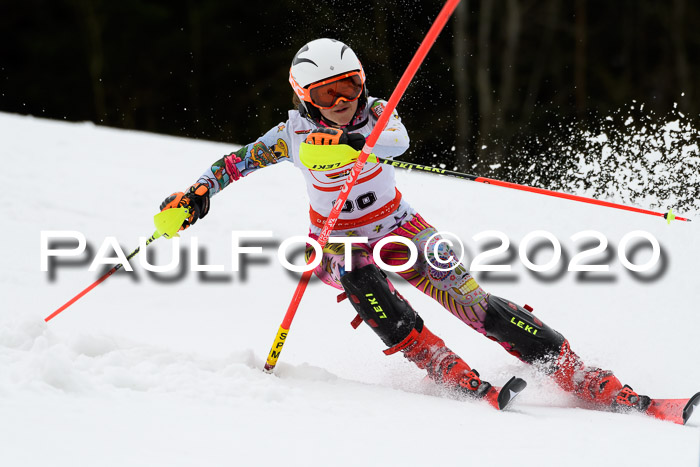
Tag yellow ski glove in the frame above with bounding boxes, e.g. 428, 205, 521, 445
299, 128, 377, 171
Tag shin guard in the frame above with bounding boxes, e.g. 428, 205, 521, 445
340, 264, 418, 347
485, 295, 625, 405
483, 295, 566, 364
340, 264, 492, 399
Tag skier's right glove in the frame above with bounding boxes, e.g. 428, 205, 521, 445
159, 182, 210, 231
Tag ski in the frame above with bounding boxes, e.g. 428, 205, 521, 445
484, 376, 527, 411
643, 392, 700, 425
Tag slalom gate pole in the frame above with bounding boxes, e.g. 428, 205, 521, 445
377, 157, 692, 224
44, 207, 190, 322
262, 0, 463, 373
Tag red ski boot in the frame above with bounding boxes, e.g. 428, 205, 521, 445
385, 325, 499, 406
611, 385, 652, 412
550, 339, 651, 409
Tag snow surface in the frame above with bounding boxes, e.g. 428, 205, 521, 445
1, 112, 699, 466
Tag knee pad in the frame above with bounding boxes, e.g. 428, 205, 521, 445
483, 295, 565, 364
340, 264, 421, 347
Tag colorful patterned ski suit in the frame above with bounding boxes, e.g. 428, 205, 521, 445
194, 98, 493, 341
189, 96, 634, 408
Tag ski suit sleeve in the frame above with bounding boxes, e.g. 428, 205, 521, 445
368, 99, 410, 160
194, 123, 292, 196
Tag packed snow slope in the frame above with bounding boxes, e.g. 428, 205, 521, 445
1, 112, 699, 467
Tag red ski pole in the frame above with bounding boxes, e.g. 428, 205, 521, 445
263, 0, 463, 372
44, 233, 160, 322
44, 207, 190, 322
376, 158, 692, 223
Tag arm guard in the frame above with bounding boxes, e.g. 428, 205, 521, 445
298, 142, 378, 171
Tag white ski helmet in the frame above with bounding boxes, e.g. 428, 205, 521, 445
289, 38, 367, 124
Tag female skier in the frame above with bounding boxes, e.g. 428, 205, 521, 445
159, 38, 647, 411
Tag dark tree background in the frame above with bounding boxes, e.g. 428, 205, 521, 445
1, 0, 698, 182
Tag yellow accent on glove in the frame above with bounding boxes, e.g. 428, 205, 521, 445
153, 207, 191, 239
298, 142, 378, 171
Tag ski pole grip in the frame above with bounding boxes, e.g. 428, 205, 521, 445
154, 207, 191, 239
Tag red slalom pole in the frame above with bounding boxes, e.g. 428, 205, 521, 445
263, 0, 463, 372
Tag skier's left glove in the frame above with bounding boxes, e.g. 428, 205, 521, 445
300, 128, 377, 171
304, 128, 366, 150
159, 182, 210, 231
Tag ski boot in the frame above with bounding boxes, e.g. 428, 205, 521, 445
611, 385, 652, 413
340, 265, 525, 409
566, 366, 651, 413
386, 324, 498, 406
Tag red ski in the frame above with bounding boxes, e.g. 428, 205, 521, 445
484, 376, 528, 411
644, 392, 700, 425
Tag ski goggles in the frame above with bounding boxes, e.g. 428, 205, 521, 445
292, 70, 365, 110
